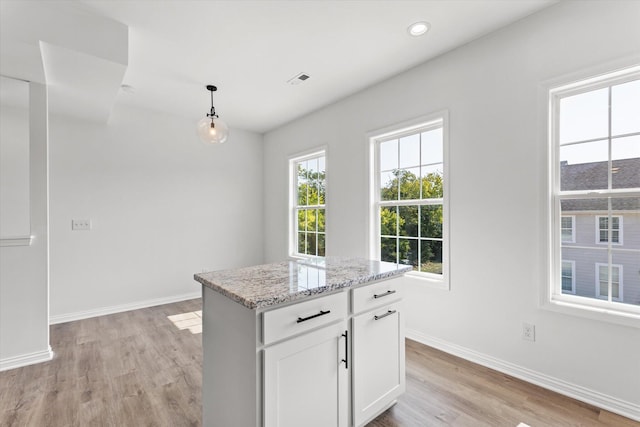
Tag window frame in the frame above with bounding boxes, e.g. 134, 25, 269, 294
595, 263, 623, 302
289, 148, 327, 259
368, 112, 450, 289
561, 260, 576, 294
595, 215, 622, 245
561, 215, 576, 243
545, 63, 640, 325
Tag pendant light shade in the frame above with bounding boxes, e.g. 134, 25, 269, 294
197, 115, 229, 144
198, 85, 229, 144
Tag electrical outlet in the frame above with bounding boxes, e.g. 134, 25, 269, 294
72, 219, 91, 231
522, 323, 535, 342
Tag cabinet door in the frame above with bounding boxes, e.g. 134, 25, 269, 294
352, 303, 405, 427
264, 320, 348, 427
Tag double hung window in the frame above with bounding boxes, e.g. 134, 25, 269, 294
561, 216, 575, 243
549, 65, 639, 318
596, 263, 622, 301
596, 215, 622, 244
371, 114, 448, 286
290, 151, 326, 258
561, 260, 576, 294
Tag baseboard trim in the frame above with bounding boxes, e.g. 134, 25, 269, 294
0, 347, 53, 372
49, 291, 202, 325
406, 329, 640, 422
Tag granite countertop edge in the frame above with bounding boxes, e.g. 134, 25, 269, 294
194, 259, 411, 311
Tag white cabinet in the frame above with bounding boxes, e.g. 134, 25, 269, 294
201, 275, 405, 427
264, 320, 349, 427
262, 291, 348, 345
262, 291, 349, 427
352, 302, 404, 427
351, 276, 404, 426
351, 278, 402, 314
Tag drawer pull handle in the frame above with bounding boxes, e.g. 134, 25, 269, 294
373, 290, 396, 299
341, 330, 348, 369
297, 310, 331, 323
374, 310, 397, 321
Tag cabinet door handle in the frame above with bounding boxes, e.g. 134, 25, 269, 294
341, 330, 348, 369
374, 310, 397, 320
296, 309, 330, 323
373, 290, 396, 299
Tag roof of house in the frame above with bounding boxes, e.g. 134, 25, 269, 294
561, 157, 639, 212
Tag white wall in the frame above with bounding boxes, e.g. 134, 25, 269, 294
48, 104, 264, 320
263, 0, 640, 417
0, 103, 30, 238
0, 82, 51, 369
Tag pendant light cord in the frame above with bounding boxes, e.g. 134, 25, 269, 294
208, 89, 217, 119
210, 91, 216, 119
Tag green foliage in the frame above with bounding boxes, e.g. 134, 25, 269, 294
380, 169, 444, 272
381, 169, 443, 200
296, 165, 326, 256
297, 165, 326, 206
380, 207, 400, 235
297, 209, 325, 232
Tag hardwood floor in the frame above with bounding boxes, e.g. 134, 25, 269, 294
370, 339, 638, 427
0, 299, 202, 427
0, 298, 637, 427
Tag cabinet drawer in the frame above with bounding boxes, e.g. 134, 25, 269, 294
263, 292, 348, 345
352, 277, 403, 314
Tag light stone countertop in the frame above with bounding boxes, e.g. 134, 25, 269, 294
194, 257, 412, 310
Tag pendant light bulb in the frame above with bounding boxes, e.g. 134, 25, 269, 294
197, 85, 229, 144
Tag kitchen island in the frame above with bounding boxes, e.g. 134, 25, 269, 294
194, 257, 411, 427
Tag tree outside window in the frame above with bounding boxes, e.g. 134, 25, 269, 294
292, 153, 326, 257
375, 121, 446, 278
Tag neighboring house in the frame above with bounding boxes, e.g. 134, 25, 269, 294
560, 158, 640, 305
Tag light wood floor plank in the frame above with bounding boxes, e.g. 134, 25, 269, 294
0, 298, 637, 426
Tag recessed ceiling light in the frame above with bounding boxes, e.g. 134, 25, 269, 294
408, 22, 430, 37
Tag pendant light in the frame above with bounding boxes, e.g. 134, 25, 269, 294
197, 85, 229, 144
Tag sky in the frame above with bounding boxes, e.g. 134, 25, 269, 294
559, 79, 639, 165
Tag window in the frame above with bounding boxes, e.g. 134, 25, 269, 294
549, 65, 639, 320
596, 263, 622, 302
561, 216, 575, 243
370, 113, 448, 286
561, 260, 575, 294
596, 215, 622, 244
290, 151, 326, 258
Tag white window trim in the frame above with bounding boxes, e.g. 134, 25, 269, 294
367, 111, 450, 290
561, 260, 576, 295
541, 61, 640, 327
595, 263, 623, 302
595, 215, 623, 246
561, 215, 576, 244
288, 147, 327, 259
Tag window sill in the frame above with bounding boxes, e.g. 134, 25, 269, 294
542, 297, 640, 328
289, 254, 325, 261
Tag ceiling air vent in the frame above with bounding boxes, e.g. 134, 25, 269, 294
287, 72, 310, 85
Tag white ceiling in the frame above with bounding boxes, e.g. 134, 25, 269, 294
1, 0, 557, 133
